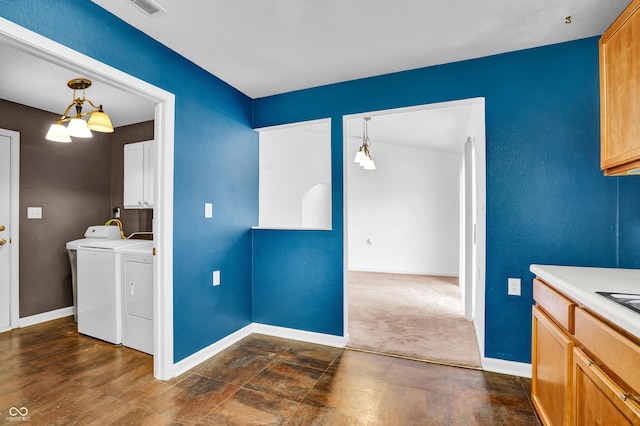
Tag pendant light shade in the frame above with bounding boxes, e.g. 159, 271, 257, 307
45, 123, 72, 143
66, 118, 92, 138
354, 147, 367, 164
87, 110, 114, 133
363, 157, 376, 170
45, 78, 115, 142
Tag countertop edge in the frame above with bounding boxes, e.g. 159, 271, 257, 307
530, 264, 640, 340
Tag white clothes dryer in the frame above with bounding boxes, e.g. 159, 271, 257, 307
121, 242, 154, 354
76, 238, 150, 344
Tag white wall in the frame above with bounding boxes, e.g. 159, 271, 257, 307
258, 120, 331, 228
348, 138, 461, 276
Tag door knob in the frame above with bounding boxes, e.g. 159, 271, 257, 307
0, 224, 5, 231
0, 238, 6, 245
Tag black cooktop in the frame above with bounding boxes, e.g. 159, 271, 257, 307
597, 292, 640, 315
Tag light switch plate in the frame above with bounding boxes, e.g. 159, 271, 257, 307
27, 207, 42, 219
205, 203, 213, 218
213, 270, 220, 286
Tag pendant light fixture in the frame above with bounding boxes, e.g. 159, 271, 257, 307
45, 78, 114, 142
354, 116, 376, 170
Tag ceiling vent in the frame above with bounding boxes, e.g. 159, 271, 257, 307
129, 0, 165, 16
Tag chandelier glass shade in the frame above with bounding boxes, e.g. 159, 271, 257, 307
45, 78, 114, 143
354, 117, 376, 170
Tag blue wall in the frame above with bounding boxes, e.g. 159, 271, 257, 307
0, 0, 259, 362
253, 38, 639, 363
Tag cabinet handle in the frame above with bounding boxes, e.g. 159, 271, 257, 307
587, 360, 594, 366
621, 393, 628, 401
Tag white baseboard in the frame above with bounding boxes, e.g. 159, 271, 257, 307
348, 268, 459, 277
173, 324, 254, 377
251, 323, 350, 348
19, 306, 74, 328
482, 357, 531, 378
172, 322, 349, 378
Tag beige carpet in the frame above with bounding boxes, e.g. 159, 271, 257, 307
347, 271, 482, 368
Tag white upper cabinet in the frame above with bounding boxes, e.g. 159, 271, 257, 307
124, 140, 155, 209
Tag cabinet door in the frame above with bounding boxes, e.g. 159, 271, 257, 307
124, 142, 145, 208
600, 0, 640, 175
573, 347, 640, 425
532, 305, 574, 426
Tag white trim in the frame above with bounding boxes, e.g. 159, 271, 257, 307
19, 306, 74, 328
172, 323, 349, 378
347, 268, 459, 277
0, 128, 20, 329
482, 357, 532, 378
342, 98, 487, 363
0, 17, 175, 380
152, 93, 175, 381
251, 323, 350, 348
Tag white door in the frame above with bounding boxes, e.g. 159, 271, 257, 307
0, 134, 12, 329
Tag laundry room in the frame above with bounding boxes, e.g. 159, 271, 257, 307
0, 97, 154, 339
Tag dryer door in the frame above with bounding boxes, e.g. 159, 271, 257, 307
124, 258, 153, 320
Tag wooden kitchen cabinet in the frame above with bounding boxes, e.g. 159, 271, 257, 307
532, 277, 640, 425
600, 0, 640, 175
124, 140, 155, 209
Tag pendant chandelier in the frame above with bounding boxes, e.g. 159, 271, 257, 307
354, 117, 376, 170
45, 78, 114, 143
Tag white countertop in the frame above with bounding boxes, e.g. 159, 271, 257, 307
530, 264, 640, 339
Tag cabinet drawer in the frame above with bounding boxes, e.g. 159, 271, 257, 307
533, 278, 576, 333
574, 307, 640, 395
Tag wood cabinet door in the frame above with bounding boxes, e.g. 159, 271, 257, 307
573, 347, 640, 425
532, 305, 574, 425
600, 0, 640, 175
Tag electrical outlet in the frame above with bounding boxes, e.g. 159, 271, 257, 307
508, 278, 521, 296
213, 270, 220, 286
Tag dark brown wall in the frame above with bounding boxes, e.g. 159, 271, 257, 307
0, 99, 153, 318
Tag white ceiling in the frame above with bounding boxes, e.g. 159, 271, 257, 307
0, 1, 630, 147
93, 0, 629, 99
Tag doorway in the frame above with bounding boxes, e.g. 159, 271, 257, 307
0, 19, 175, 379
343, 98, 486, 366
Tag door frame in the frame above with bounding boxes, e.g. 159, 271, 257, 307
0, 17, 176, 380
342, 97, 487, 363
0, 129, 20, 332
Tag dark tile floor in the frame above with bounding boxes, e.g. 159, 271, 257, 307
0, 317, 541, 425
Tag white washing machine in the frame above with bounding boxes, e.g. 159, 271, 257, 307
121, 242, 154, 355
76, 238, 150, 344
66, 226, 122, 322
